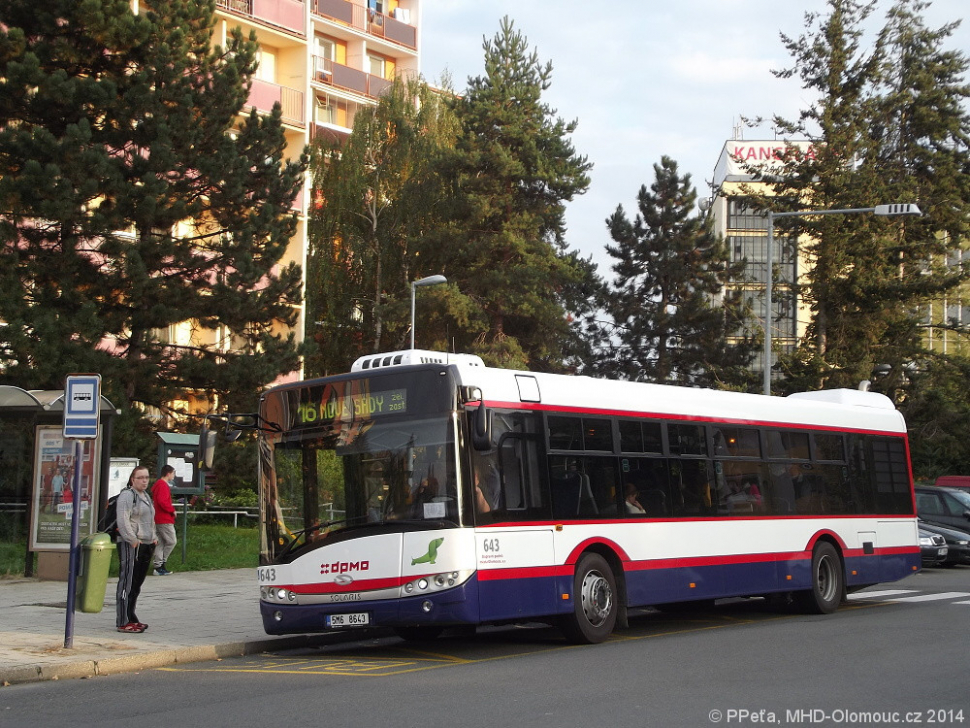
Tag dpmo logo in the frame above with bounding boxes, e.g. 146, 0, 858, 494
320, 560, 370, 575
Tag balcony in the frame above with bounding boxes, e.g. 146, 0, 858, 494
312, 56, 392, 98
314, 0, 416, 51
248, 78, 306, 127
216, 0, 306, 36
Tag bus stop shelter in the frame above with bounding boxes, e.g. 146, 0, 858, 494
0, 385, 118, 578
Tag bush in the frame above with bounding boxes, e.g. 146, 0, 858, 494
211, 489, 258, 509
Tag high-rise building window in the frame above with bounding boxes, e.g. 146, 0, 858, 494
727, 200, 768, 231
368, 54, 386, 78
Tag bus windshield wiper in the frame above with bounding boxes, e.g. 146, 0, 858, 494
276, 515, 372, 559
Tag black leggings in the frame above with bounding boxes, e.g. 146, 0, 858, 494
116, 541, 154, 627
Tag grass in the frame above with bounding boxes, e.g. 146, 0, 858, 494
0, 524, 259, 579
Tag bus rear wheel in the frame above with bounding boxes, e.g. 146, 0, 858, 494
561, 553, 617, 644
798, 542, 845, 614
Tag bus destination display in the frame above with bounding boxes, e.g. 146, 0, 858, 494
296, 388, 407, 426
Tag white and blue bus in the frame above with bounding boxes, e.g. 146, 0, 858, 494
254, 350, 919, 643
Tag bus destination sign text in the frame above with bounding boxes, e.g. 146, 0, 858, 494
297, 388, 407, 426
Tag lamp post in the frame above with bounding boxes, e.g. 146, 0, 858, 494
763, 203, 921, 396
410, 274, 447, 349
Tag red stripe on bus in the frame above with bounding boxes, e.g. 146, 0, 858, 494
477, 565, 569, 581
477, 544, 920, 581
622, 551, 810, 571
294, 577, 405, 594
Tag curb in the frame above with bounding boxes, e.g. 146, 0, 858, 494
1, 630, 391, 687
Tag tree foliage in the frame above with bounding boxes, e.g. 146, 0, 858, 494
0, 0, 307, 455
308, 18, 599, 374
901, 356, 970, 480
306, 76, 458, 376
414, 18, 596, 371
765, 0, 970, 394
598, 157, 757, 388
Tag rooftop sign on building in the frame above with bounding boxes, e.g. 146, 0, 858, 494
713, 140, 817, 187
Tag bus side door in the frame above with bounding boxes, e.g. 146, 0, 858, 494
477, 433, 557, 621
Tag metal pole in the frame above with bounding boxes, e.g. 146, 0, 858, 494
409, 275, 447, 350
181, 497, 188, 564
410, 281, 417, 350
64, 440, 82, 648
764, 211, 774, 396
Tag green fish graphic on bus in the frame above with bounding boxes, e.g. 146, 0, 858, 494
411, 537, 444, 565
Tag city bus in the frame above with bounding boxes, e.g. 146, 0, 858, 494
251, 349, 920, 644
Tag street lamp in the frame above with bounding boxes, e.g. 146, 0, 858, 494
410, 274, 447, 349
763, 203, 921, 396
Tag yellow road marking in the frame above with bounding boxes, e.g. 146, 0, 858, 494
160, 602, 880, 677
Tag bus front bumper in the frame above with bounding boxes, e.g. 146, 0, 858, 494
260, 578, 481, 635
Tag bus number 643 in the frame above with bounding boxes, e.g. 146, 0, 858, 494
483, 538, 500, 553
258, 567, 277, 582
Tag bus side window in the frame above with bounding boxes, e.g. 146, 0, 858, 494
672, 459, 714, 515
480, 433, 546, 522
551, 467, 583, 518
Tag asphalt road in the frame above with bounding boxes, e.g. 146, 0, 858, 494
4, 566, 969, 728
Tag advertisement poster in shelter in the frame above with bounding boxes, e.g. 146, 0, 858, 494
30, 425, 100, 551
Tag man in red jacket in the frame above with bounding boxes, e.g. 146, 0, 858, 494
152, 465, 177, 575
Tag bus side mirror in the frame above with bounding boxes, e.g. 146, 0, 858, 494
471, 403, 493, 451
199, 422, 218, 471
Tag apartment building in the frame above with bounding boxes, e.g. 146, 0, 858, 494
199, 0, 421, 381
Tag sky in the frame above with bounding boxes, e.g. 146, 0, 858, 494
418, 0, 970, 275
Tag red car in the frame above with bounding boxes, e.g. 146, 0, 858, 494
934, 475, 970, 491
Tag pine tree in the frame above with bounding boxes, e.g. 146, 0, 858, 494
420, 17, 596, 371
901, 355, 970, 478
767, 0, 970, 393
0, 0, 307, 450
600, 157, 756, 388
0, 0, 152, 383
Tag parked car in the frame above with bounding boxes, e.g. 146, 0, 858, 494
919, 528, 948, 567
914, 485, 970, 532
917, 519, 970, 566
934, 475, 970, 491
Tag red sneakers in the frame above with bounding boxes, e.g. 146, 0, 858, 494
117, 622, 145, 633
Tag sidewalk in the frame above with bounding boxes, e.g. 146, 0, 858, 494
0, 568, 361, 687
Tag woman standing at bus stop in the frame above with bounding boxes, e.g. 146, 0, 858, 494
115, 466, 157, 633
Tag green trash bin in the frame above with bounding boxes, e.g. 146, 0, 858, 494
76, 532, 114, 613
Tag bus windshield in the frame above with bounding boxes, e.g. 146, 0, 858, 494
258, 369, 461, 563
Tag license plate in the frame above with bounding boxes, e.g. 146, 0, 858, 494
327, 612, 369, 628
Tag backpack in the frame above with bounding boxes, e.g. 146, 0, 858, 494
99, 487, 129, 543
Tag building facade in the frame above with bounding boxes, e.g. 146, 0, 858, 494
709, 138, 970, 389
709, 139, 812, 388
199, 0, 422, 382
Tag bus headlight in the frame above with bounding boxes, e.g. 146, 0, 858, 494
400, 570, 473, 597
261, 586, 300, 604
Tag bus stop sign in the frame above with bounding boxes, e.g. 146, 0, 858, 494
63, 375, 101, 439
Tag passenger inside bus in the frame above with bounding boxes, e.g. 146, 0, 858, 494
722, 476, 763, 513
624, 482, 645, 514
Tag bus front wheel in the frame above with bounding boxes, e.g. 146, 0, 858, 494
798, 542, 845, 614
561, 553, 617, 644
